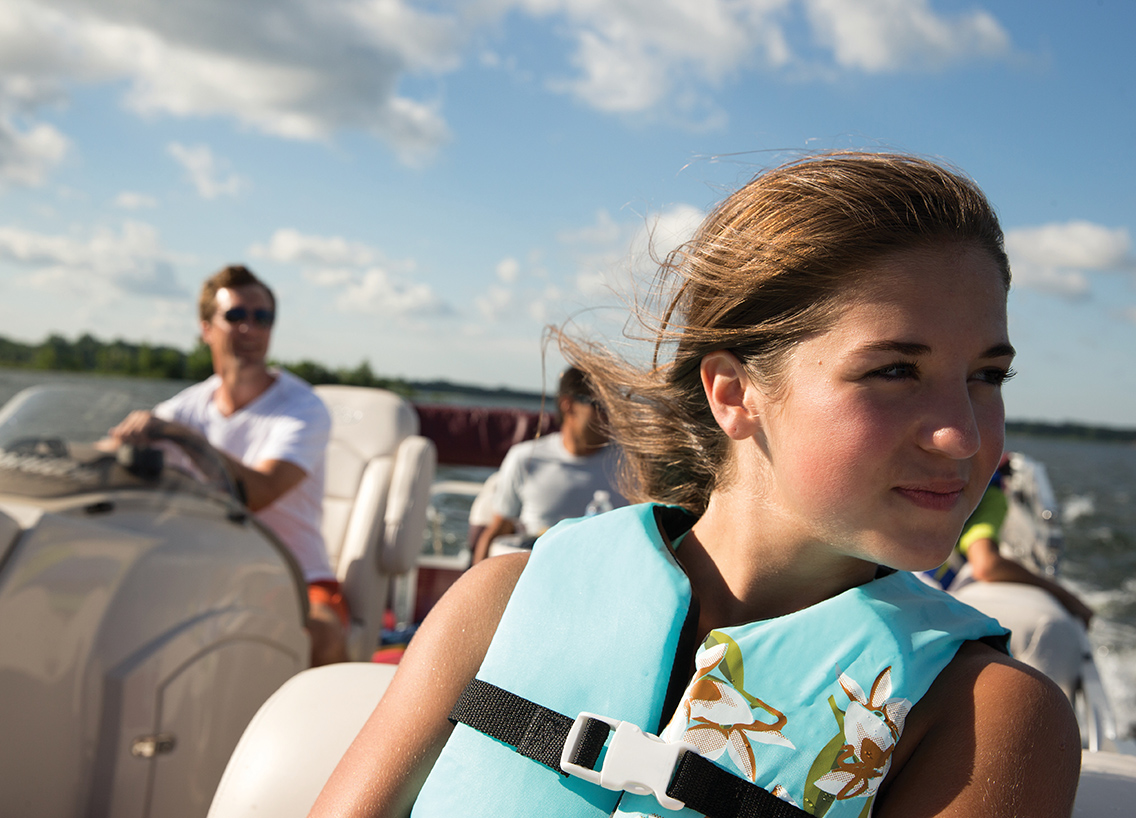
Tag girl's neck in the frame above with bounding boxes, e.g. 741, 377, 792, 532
685, 489, 878, 638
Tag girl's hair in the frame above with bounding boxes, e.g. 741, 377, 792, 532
564, 151, 1010, 516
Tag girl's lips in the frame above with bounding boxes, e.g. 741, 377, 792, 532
893, 485, 966, 511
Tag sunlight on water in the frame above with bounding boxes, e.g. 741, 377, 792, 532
1063, 495, 1096, 524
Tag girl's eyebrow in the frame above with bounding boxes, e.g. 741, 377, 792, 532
983, 342, 1017, 359
859, 341, 930, 356
858, 340, 1017, 359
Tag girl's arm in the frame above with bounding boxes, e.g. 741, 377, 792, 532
307, 552, 529, 818
878, 641, 1081, 817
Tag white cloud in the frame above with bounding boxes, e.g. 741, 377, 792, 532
0, 0, 461, 165
0, 0, 1017, 175
0, 220, 186, 297
631, 203, 704, 260
334, 267, 451, 318
0, 115, 69, 187
465, 204, 706, 337
559, 203, 704, 299
527, 284, 564, 324
496, 257, 520, 283
301, 267, 354, 288
531, 0, 778, 115
475, 284, 514, 322
167, 142, 246, 199
251, 228, 379, 267
558, 208, 624, 247
804, 0, 1010, 72
114, 190, 158, 209
510, 0, 1011, 118
262, 225, 449, 318
1005, 221, 1133, 299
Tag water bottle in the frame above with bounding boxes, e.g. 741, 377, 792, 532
585, 490, 613, 517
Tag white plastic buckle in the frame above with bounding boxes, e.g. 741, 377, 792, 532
560, 712, 694, 812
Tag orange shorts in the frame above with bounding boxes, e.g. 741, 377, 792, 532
308, 580, 350, 627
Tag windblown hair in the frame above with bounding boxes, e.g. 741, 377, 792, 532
564, 151, 1010, 516
198, 264, 276, 322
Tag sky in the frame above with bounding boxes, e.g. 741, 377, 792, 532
0, 0, 1133, 428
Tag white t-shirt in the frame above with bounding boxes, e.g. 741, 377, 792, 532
493, 432, 626, 536
155, 369, 334, 582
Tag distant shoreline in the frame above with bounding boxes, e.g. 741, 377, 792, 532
0, 332, 1131, 443
1005, 420, 1136, 445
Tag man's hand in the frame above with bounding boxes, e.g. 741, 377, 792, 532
108, 411, 175, 447
106, 411, 303, 512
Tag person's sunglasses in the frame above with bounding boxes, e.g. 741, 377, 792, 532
222, 307, 275, 328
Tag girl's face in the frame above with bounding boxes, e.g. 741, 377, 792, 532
753, 242, 1013, 572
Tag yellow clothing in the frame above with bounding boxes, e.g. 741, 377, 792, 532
958, 485, 1009, 556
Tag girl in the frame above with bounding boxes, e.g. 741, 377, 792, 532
310, 152, 1080, 817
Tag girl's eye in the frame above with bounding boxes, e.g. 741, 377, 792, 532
972, 366, 1016, 386
868, 362, 919, 381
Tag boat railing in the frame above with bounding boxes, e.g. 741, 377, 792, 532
1077, 654, 1122, 753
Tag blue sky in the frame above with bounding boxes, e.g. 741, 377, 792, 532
0, 0, 1133, 427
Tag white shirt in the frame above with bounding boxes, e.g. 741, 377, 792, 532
493, 432, 626, 536
154, 369, 333, 582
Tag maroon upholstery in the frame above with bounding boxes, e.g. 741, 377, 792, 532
413, 404, 558, 468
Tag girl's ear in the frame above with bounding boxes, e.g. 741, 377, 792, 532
701, 351, 762, 440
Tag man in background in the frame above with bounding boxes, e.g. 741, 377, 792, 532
109, 264, 347, 665
472, 367, 625, 564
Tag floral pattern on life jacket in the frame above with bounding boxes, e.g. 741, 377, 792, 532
660, 634, 795, 781
657, 633, 913, 818
812, 666, 911, 803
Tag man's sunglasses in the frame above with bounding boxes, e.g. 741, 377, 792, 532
221, 307, 275, 328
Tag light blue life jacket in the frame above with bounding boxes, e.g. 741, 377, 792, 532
412, 503, 1009, 818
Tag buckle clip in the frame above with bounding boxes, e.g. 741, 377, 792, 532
560, 712, 694, 812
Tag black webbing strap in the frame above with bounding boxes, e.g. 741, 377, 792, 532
448, 679, 811, 818
448, 678, 611, 773
669, 749, 810, 818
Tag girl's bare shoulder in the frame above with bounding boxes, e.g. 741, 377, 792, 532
879, 640, 1081, 817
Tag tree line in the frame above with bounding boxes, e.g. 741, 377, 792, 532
0, 332, 412, 394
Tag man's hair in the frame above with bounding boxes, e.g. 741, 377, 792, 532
557, 366, 594, 402
199, 264, 276, 322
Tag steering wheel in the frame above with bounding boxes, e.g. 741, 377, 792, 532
141, 434, 248, 518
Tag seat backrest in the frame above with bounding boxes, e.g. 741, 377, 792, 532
206, 663, 396, 818
317, 385, 418, 566
315, 385, 436, 659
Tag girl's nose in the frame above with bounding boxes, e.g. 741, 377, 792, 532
918, 386, 982, 460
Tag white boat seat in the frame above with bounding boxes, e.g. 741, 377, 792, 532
952, 580, 1087, 701
206, 663, 396, 818
315, 385, 436, 660
1074, 752, 1136, 817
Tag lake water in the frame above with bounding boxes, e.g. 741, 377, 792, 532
2, 369, 1133, 738
1005, 433, 1136, 738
